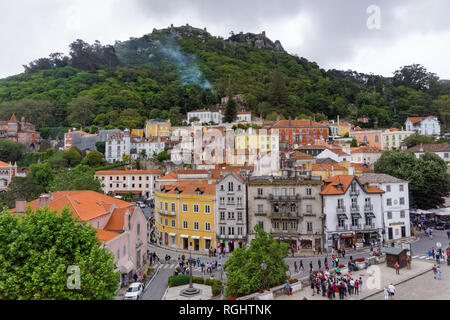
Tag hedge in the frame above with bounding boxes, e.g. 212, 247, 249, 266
168, 274, 189, 287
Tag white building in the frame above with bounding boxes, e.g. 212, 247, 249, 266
131, 137, 166, 159
187, 109, 223, 124
236, 112, 252, 122
350, 146, 382, 165
360, 173, 411, 242
215, 173, 248, 250
95, 169, 163, 199
0, 161, 26, 192
321, 175, 384, 250
317, 148, 351, 163
405, 116, 441, 136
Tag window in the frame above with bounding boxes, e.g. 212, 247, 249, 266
282, 222, 288, 231
137, 223, 140, 235
220, 212, 225, 220
220, 226, 226, 235
164, 218, 168, 226
387, 199, 392, 206
399, 184, 404, 192
193, 204, 199, 213
386, 185, 391, 192
123, 245, 126, 256
228, 227, 235, 235
238, 227, 243, 235
228, 212, 235, 220
228, 182, 234, 192
307, 222, 313, 232
171, 220, 175, 227
171, 203, 175, 212
183, 221, 188, 229
258, 221, 264, 229
400, 197, 405, 205
257, 188, 263, 196
205, 205, 211, 214
306, 188, 312, 196
220, 197, 225, 206
337, 199, 344, 208
238, 185, 241, 191
220, 185, 224, 191
400, 210, 405, 218
205, 222, 211, 231
274, 221, 279, 229
237, 212, 242, 221
387, 212, 392, 219
237, 197, 242, 206
290, 222, 296, 229
193, 222, 199, 230
182, 204, 188, 212
257, 204, 264, 213
306, 205, 312, 213
164, 202, 168, 211
375, 135, 379, 142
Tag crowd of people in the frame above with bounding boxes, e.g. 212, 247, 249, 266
309, 268, 363, 300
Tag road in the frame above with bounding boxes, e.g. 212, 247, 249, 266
139, 228, 450, 300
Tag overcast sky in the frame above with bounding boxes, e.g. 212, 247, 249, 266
1, 0, 450, 79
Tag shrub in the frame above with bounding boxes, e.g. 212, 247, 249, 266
168, 274, 189, 287
338, 264, 345, 268
288, 278, 298, 284
193, 277, 204, 285
148, 266, 152, 272
211, 281, 223, 296
356, 258, 365, 262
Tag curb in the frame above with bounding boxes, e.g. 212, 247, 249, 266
145, 263, 162, 291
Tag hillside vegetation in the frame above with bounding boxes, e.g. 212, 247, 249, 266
0, 26, 449, 132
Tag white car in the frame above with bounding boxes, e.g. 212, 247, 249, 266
124, 282, 144, 300
136, 201, 146, 208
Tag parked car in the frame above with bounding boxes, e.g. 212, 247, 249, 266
124, 282, 144, 300
435, 221, 449, 230
136, 201, 146, 208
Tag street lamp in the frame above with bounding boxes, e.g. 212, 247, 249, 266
261, 261, 267, 290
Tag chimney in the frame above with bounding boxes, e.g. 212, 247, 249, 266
39, 194, 51, 207
331, 165, 334, 177
15, 199, 27, 213
419, 143, 424, 152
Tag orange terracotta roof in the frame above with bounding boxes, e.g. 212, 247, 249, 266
95, 170, 162, 175
96, 229, 121, 242
272, 119, 325, 127
159, 180, 216, 195
407, 116, 437, 124
389, 128, 400, 132
160, 171, 177, 180
104, 207, 131, 231
0, 161, 10, 167
176, 169, 210, 175
320, 175, 384, 195
13, 191, 134, 221
10, 114, 17, 122
349, 163, 372, 172
292, 151, 315, 160
312, 163, 347, 171
351, 146, 381, 153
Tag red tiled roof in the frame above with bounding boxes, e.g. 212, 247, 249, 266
160, 171, 177, 180
272, 119, 325, 128
96, 229, 121, 242
95, 170, 162, 175
159, 180, 216, 195
407, 116, 437, 124
312, 163, 347, 171
320, 175, 384, 195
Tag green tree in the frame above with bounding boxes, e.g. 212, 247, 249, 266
81, 150, 104, 168
95, 141, 106, 155
63, 147, 83, 167
155, 149, 170, 162
224, 98, 237, 123
0, 206, 119, 299
350, 138, 358, 148
90, 125, 99, 134
223, 225, 289, 299
374, 150, 450, 209
67, 97, 96, 127
28, 162, 54, 191
402, 133, 436, 149
49, 165, 103, 193
0, 177, 45, 208
0, 139, 25, 163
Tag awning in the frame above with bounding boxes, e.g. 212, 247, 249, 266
365, 212, 376, 218
340, 233, 354, 238
337, 213, 348, 220
180, 234, 189, 238
191, 236, 200, 239
169, 233, 176, 237
119, 260, 134, 274
203, 237, 211, 240
351, 212, 362, 218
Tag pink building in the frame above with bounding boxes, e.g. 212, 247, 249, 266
12, 190, 148, 287
349, 128, 382, 149
0, 114, 41, 151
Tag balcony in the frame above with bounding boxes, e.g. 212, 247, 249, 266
350, 205, 360, 213
351, 224, 362, 230
336, 225, 349, 231
268, 194, 301, 201
336, 206, 346, 214
303, 211, 316, 217
349, 189, 360, 197
364, 204, 373, 212
255, 211, 267, 216
271, 212, 300, 219
160, 210, 176, 217
364, 223, 376, 229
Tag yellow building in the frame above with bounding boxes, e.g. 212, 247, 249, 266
338, 120, 352, 137
381, 128, 414, 150
131, 129, 144, 137
145, 119, 171, 138
339, 161, 373, 176
311, 163, 348, 180
154, 180, 216, 252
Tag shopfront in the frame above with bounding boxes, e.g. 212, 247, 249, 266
339, 232, 355, 248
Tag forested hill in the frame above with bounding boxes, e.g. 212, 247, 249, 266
0, 25, 449, 132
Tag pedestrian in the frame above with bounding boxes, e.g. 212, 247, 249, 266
432, 247, 436, 259
447, 230, 450, 239
433, 264, 437, 279
358, 277, 363, 293
309, 261, 313, 272
318, 259, 322, 270
354, 278, 359, 295
388, 283, 396, 300
201, 262, 205, 273
313, 247, 316, 255
294, 261, 298, 273
342, 249, 346, 259
325, 260, 329, 270
436, 265, 442, 280
197, 257, 200, 267
182, 254, 185, 262
299, 259, 304, 271
394, 261, 400, 275
214, 248, 217, 256
384, 286, 390, 300
133, 273, 138, 282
